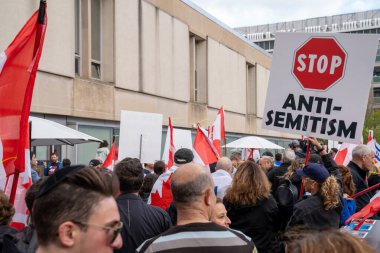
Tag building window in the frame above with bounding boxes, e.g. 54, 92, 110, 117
373, 87, 380, 104
74, 0, 80, 75
91, 0, 101, 79
190, 34, 207, 103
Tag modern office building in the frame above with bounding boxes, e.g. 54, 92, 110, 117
235, 9, 380, 110
0, 0, 296, 164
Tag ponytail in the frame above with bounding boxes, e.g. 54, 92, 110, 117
320, 176, 339, 210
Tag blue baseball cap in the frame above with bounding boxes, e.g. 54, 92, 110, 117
296, 163, 329, 183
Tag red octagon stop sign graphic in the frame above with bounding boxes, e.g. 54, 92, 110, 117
292, 37, 347, 91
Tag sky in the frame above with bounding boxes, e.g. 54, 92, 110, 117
189, 0, 380, 28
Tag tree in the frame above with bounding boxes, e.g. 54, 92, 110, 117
363, 109, 380, 143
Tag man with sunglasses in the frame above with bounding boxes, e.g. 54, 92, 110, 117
33, 166, 123, 253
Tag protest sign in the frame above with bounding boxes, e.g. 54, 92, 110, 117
119, 110, 163, 163
262, 33, 378, 143
162, 128, 192, 164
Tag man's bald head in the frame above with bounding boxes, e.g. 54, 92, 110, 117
171, 163, 214, 205
215, 157, 233, 174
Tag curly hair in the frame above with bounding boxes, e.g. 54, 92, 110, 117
0, 190, 15, 225
320, 176, 340, 210
114, 157, 144, 193
224, 161, 271, 205
283, 160, 303, 180
338, 165, 356, 196
286, 229, 376, 253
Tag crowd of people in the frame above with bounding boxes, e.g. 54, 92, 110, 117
0, 138, 378, 253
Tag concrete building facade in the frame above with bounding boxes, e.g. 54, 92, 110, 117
0, 0, 295, 164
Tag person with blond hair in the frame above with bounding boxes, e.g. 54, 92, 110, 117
287, 138, 343, 230
285, 229, 376, 253
224, 160, 280, 253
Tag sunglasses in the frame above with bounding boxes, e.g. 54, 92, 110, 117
73, 220, 123, 244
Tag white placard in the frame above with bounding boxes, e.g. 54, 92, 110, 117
162, 128, 193, 163
262, 33, 378, 143
119, 111, 163, 163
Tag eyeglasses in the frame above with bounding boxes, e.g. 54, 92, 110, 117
73, 220, 123, 244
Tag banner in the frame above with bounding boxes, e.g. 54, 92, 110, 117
262, 33, 378, 143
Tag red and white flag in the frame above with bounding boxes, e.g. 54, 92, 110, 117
334, 143, 357, 165
0, 1, 47, 229
162, 117, 175, 168
209, 107, 225, 157
103, 137, 117, 170
193, 127, 219, 166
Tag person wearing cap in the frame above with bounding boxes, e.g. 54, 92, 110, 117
287, 138, 343, 230
148, 148, 194, 210
32, 166, 123, 253
289, 140, 306, 159
89, 158, 102, 168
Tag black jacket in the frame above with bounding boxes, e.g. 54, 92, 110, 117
347, 161, 374, 212
267, 162, 292, 195
224, 195, 281, 253
115, 193, 172, 253
287, 154, 343, 230
287, 193, 341, 230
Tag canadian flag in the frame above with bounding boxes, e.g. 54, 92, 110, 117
148, 166, 176, 210
4, 125, 32, 230
162, 117, 175, 168
103, 137, 117, 170
209, 107, 225, 157
334, 143, 357, 165
0, 1, 47, 230
193, 127, 219, 166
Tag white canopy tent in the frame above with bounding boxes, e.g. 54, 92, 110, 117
226, 136, 284, 149
29, 116, 101, 146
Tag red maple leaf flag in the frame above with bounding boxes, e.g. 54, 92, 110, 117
162, 117, 175, 169
334, 143, 357, 165
209, 107, 225, 156
0, 1, 47, 183
148, 167, 175, 210
103, 137, 117, 170
193, 127, 219, 166
0, 1, 47, 223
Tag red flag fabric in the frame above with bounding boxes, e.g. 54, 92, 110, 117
345, 197, 380, 230
5, 123, 32, 230
0, 4, 47, 177
368, 130, 374, 143
209, 107, 225, 156
103, 137, 117, 170
193, 127, 219, 166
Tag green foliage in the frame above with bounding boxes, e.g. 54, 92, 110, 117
363, 109, 380, 143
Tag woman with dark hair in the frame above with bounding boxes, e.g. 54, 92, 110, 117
139, 173, 159, 203
287, 138, 343, 230
338, 165, 356, 224
96, 140, 109, 162
211, 198, 231, 228
224, 160, 281, 253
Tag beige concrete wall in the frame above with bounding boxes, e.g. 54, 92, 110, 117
0, 0, 74, 77
208, 38, 246, 114
141, 2, 189, 101
114, 0, 140, 91
256, 64, 270, 118
31, 72, 73, 116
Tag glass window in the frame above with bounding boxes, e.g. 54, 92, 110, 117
374, 87, 380, 98
74, 0, 80, 75
77, 125, 113, 164
91, 0, 101, 79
